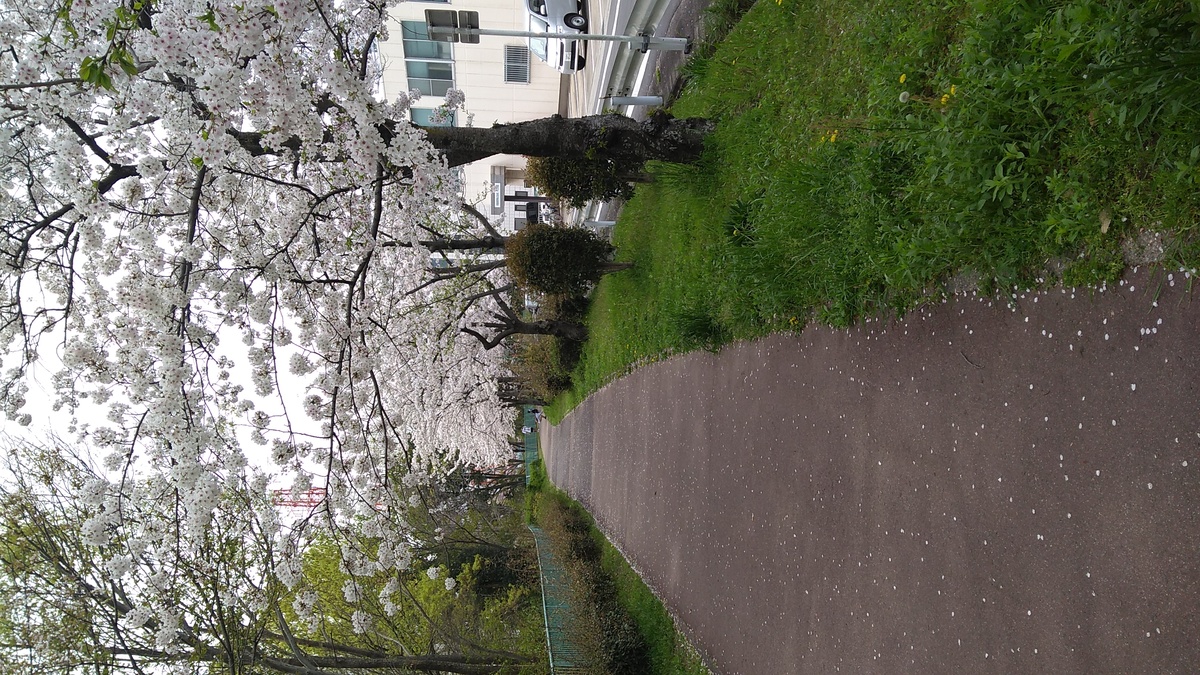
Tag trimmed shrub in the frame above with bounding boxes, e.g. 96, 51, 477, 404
539, 293, 592, 325
506, 222, 615, 295
526, 155, 640, 208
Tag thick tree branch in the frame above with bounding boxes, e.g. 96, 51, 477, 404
430, 260, 506, 277
459, 203, 502, 238
261, 633, 388, 660
272, 607, 324, 675
460, 326, 514, 350
59, 115, 112, 163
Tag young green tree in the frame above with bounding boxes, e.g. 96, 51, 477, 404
0, 440, 538, 675
524, 156, 647, 208
504, 224, 633, 296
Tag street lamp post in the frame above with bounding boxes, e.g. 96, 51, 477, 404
424, 9, 691, 53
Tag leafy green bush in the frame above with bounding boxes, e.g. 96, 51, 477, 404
526, 155, 640, 208
540, 293, 592, 325
505, 292, 589, 402
537, 494, 650, 675
511, 335, 577, 401
506, 222, 616, 295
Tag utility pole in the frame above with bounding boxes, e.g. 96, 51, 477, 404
425, 9, 691, 53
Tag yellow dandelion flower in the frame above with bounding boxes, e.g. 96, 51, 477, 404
829, 130, 838, 142
940, 94, 950, 105
950, 84, 957, 96
899, 73, 907, 84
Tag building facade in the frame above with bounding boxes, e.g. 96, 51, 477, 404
379, 0, 568, 232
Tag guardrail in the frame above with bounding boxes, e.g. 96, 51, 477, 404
524, 407, 540, 484
524, 407, 589, 672
528, 525, 590, 673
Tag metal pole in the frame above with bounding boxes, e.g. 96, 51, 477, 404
428, 26, 690, 52
606, 96, 664, 106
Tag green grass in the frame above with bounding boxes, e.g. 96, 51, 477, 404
597, 537, 710, 675
545, 0, 1200, 421
524, 457, 547, 523
526, 462, 710, 674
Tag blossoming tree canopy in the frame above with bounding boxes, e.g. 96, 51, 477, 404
1, 0, 521, 463
0, 0, 520, 621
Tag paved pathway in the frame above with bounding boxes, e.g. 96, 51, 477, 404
543, 267, 1200, 674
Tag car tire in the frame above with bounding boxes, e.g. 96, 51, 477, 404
564, 12, 586, 29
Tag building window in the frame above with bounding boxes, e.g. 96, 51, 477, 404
411, 108, 456, 127
401, 21, 453, 96
406, 62, 454, 96
504, 45, 530, 84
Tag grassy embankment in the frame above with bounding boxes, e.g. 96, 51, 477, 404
525, 459, 710, 675
548, 0, 1200, 421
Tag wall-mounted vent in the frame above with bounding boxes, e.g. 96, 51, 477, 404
504, 45, 530, 84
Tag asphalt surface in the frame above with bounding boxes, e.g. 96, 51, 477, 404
543, 266, 1200, 674
582, 0, 712, 226
640, 0, 711, 106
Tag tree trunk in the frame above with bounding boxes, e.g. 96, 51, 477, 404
430, 259, 508, 277
463, 317, 587, 349
422, 112, 713, 168
260, 653, 522, 675
620, 171, 657, 183
515, 318, 588, 342
424, 235, 508, 251
383, 235, 508, 251
501, 396, 548, 407
599, 261, 635, 275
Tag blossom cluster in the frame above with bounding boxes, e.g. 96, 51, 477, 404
0, 0, 521, 659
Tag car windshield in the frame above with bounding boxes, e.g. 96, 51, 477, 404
527, 17, 550, 60
526, 0, 548, 16
528, 36, 548, 60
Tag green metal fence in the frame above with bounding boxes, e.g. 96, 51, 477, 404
523, 406, 589, 672
523, 406, 540, 484
528, 525, 589, 674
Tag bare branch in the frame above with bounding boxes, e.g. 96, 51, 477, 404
0, 77, 84, 91
459, 202, 502, 238
461, 326, 514, 350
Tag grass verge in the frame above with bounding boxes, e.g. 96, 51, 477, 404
547, 0, 1200, 421
525, 460, 710, 675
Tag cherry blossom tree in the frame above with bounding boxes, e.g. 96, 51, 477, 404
0, 0, 547, 669
0, 0, 709, 665
0, 0, 517, 503
0, 439, 538, 674
0, 0, 711, 466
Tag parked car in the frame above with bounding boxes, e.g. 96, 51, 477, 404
526, 0, 588, 31
525, 0, 588, 73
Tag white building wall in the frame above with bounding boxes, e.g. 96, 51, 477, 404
379, 0, 566, 233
